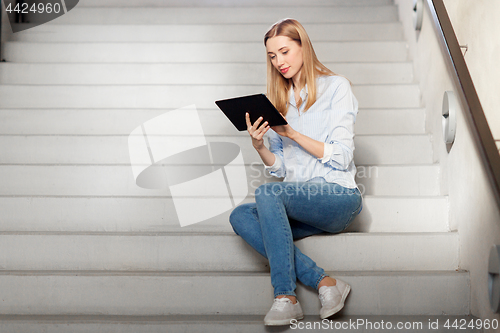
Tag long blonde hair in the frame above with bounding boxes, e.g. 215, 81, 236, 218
264, 18, 336, 116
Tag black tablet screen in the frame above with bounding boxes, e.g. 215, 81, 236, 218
215, 93, 288, 131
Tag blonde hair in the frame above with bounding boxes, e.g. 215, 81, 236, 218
264, 18, 336, 116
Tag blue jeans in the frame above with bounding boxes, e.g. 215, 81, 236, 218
229, 180, 362, 298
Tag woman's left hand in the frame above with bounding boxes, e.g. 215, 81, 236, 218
271, 124, 298, 140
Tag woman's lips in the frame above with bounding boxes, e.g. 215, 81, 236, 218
280, 67, 290, 74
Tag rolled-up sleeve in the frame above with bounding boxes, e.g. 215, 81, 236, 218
264, 129, 286, 178
321, 77, 358, 171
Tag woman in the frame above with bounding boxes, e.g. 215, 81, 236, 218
229, 18, 362, 326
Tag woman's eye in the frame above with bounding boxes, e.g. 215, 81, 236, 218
283, 51, 288, 55
270, 55, 276, 60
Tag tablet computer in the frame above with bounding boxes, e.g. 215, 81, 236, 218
215, 93, 288, 131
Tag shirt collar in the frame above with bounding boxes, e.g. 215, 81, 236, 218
288, 83, 308, 109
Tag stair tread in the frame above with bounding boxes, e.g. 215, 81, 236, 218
75, 0, 393, 6
0, 269, 469, 276
0, 314, 478, 322
0, 270, 470, 316
0, 230, 455, 235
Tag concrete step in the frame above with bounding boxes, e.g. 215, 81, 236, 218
1, 314, 486, 332
0, 62, 414, 85
0, 270, 469, 316
0, 134, 432, 165
0, 108, 426, 136
355, 165, 440, 196
355, 135, 433, 165
77, 0, 394, 7
0, 84, 420, 109
2, 41, 409, 63
10, 23, 404, 42
0, 196, 449, 233
356, 108, 426, 135
0, 164, 440, 196
351, 196, 449, 233
0, 315, 483, 333
0, 231, 458, 271
23, 6, 398, 25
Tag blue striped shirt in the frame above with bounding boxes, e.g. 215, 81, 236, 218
264, 75, 358, 189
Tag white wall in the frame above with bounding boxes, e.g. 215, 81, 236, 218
443, 0, 500, 151
396, 0, 500, 327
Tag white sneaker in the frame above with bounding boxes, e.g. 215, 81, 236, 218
318, 278, 351, 319
264, 297, 304, 326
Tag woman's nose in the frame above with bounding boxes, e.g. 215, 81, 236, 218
276, 55, 284, 67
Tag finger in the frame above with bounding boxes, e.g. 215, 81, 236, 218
256, 123, 269, 134
246, 113, 259, 136
253, 121, 268, 136
257, 121, 269, 131
256, 125, 270, 140
252, 116, 263, 130
245, 112, 252, 129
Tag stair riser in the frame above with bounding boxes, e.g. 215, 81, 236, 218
356, 109, 426, 135
349, 196, 449, 232
356, 165, 440, 196
0, 63, 413, 85
0, 135, 432, 165
0, 316, 483, 333
355, 135, 433, 165
3, 42, 409, 63
0, 85, 420, 109
11, 23, 404, 42
26, 7, 398, 25
0, 165, 439, 196
0, 108, 426, 136
0, 272, 469, 315
0, 197, 449, 233
0, 322, 263, 333
0, 233, 459, 271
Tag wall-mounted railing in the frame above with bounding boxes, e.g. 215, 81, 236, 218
426, 0, 500, 208
0, 1, 2, 60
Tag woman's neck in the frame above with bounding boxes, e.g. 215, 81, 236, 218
291, 71, 303, 92
292, 80, 303, 108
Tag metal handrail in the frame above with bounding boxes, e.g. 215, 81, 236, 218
426, 0, 500, 208
0, 1, 2, 61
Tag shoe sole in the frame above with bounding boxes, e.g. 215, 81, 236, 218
264, 314, 304, 326
320, 284, 351, 319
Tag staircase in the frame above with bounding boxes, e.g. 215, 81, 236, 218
0, 0, 480, 331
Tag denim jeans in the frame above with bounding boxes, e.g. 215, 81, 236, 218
229, 179, 362, 298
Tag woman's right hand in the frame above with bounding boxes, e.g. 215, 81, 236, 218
245, 112, 270, 150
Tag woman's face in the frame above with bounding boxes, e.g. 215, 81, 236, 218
266, 35, 303, 83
